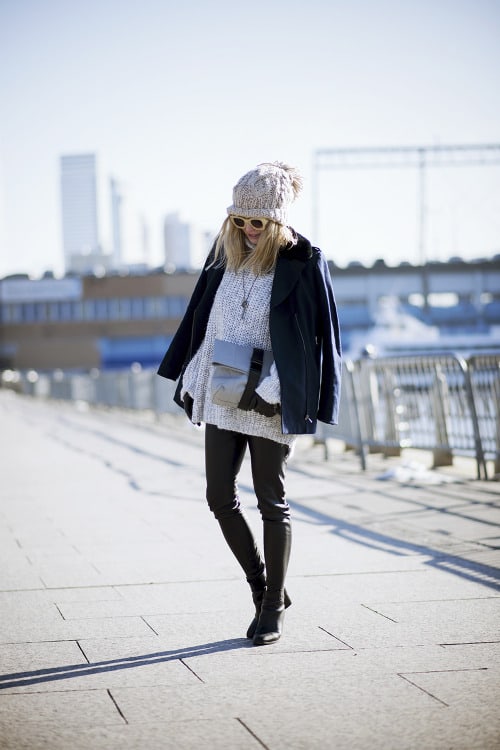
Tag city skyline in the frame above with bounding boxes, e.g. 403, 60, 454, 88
1, 0, 500, 278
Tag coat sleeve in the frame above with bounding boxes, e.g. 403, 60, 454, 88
314, 251, 342, 424
157, 252, 212, 381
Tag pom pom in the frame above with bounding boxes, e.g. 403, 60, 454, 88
265, 161, 303, 200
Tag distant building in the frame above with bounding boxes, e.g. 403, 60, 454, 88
0, 272, 198, 371
110, 177, 123, 267
1, 257, 499, 372
60, 154, 101, 272
163, 213, 212, 271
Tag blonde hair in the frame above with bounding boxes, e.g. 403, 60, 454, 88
213, 218, 296, 275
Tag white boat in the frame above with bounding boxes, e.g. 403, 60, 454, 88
346, 297, 500, 358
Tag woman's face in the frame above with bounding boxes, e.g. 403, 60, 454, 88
243, 223, 265, 245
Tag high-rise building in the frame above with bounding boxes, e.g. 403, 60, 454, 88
60, 154, 101, 272
110, 177, 123, 267
163, 212, 212, 271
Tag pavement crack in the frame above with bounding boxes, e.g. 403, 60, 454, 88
179, 658, 204, 683
54, 604, 66, 621
76, 641, 90, 663
441, 640, 500, 646
398, 673, 448, 707
141, 616, 158, 635
361, 603, 398, 622
317, 626, 354, 649
399, 668, 489, 708
107, 688, 128, 724
236, 718, 269, 749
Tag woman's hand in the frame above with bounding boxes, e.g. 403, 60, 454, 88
248, 393, 280, 417
183, 394, 200, 425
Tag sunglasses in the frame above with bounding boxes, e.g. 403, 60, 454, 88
230, 216, 269, 231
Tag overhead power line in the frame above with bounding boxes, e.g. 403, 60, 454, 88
312, 143, 500, 265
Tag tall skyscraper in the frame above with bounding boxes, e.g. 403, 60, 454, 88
60, 154, 100, 271
110, 177, 123, 267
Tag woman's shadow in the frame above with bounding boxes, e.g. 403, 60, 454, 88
0, 638, 250, 690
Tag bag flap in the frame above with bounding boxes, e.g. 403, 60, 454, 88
212, 339, 253, 372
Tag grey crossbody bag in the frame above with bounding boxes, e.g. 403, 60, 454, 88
211, 339, 274, 409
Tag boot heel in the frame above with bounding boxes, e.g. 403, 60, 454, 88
246, 590, 264, 639
247, 587, 291, 639
252, 605, 285, 646
252, 589, 286, 646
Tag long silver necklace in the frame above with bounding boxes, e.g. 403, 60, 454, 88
240, 270, 258, 319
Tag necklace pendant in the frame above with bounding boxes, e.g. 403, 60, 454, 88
241, 299, 248, 319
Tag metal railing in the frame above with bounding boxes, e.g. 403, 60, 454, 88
2, 353, 499, 479
321, 353, 500, 479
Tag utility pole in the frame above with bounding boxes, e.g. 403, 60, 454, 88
313, 143, 500, 268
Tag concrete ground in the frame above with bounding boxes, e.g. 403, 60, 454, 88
0, 389, 499, 750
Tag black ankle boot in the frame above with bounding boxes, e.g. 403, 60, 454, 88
246, 588, 265, 639
247, 588, 292, 640
246, 572, 266, 639
253, 589, 286, 646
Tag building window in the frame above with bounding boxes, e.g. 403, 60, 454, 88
1, 293, 190, 325
22, 303, 36, 322
83, 300, 96, 320
35, 302, 48, 322
131, 298, 144, 319
48, 302, 60, 321
119, 299, 131, 319
59, 302, 73, 321
108, 299, 121, 320
72, 302, 84, 321
4, 304, 23, 323
95, 299, 108, 320
144, 297, 160, 319
155, 297, 169, 317
167, 296, 186, 316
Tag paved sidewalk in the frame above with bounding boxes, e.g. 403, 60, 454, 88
0, 389, 499, 750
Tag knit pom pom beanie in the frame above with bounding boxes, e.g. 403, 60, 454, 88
227, 161, 303, 225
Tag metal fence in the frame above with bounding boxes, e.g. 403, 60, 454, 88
2, 353, 499, 479
321, 353, 500, 479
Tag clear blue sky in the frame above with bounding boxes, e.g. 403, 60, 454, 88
1, 0, 499, 277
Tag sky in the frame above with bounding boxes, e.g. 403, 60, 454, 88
1, 0, 499, 278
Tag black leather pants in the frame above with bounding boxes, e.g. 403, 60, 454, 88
205, 424, 291, 523
204, 424, 291, 588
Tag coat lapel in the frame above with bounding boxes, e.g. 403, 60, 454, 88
271, 256, 306, 308
270, 237, 311, 308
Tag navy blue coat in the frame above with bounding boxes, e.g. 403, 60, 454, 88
157, 233, 342, 435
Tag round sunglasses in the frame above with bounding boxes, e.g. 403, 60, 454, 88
230, 216, 269, 231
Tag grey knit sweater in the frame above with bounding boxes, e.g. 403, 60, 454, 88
181, 266, 296, 446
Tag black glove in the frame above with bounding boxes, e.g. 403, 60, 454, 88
248, 393, 280, 417
183, 394, 200, 425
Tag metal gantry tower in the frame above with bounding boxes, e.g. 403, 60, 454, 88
313, 143, 500, 266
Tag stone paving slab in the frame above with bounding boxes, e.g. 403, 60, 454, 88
0, 611, 156, 645
0, 651, 206, 695
0, 688, 124, 727
316, 599, 500, 649
0, 718, 260, 750
0, 391, 499, 750
0, 641, 86, 675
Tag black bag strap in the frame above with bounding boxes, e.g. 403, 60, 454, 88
238, 348, 264, 410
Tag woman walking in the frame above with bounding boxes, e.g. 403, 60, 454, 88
158, 162, 341, 645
